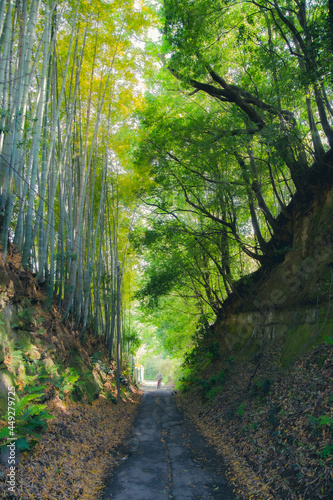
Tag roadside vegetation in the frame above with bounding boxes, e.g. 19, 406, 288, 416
0, 249, 141, 498
175, 319, 333, 499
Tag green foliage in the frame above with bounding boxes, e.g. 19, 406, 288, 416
134, 1, 333, 380
178, 368, 226, 400
183, 318, 220, 369
203, 371, 226, 400
316, 415, 333, 428
132, 210, 232, 363
237, 403, 245, 418
206, 385, 224, 401
308, 414, 333, 433
319, 444, 333, 461
251, 378, 272, 399
141, 354, 180, 382
0, 337, 82, 452
11, 299, 35, 330
172, 316, 225, 392
1, 393, 54, 451
323, 335, 333, 346
90, 352, 104, 364
134, 224, 186, 310
0, 343, 54, 448
106, 394, 118, 405
123, 330, 142, 356
53, 368, 80, 398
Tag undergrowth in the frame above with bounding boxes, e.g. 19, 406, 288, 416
177, 339, 333, 499
0, 338, 80, 451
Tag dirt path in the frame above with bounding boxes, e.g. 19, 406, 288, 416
102, 384, 237, 500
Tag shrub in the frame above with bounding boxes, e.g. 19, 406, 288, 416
206, 385, 224, 401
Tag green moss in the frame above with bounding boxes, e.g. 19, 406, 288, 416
71, 353, 97, 377
281, 324, 313, 367
76, 371, 103, 402
316, 318, 333, 339
63, 353, 105, 402
224, 322, 253, 355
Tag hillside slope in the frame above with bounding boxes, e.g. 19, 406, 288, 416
176, 187, 333, 499
0, 246, 141, 499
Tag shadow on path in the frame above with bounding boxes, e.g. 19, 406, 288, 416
102, 386, 237, 500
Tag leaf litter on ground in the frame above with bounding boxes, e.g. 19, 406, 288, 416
1, 389, 142, 499
176, 343, 333, 500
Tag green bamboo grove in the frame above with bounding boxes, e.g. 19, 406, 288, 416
0, 0, 152, 355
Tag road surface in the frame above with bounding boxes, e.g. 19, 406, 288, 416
102, 383, 237, 499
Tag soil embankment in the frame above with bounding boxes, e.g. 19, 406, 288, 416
0, 248, 142, 499
175, 184, 333, 499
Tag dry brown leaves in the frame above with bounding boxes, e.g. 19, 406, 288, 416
1, 391, 142, 499
0, 249, 144, 499
176, 343, 333, 500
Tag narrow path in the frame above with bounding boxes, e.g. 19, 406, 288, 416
102, 384, 237, 500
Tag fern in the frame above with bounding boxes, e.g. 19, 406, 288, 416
54, 367, 80, 397
1, 393, 54, 450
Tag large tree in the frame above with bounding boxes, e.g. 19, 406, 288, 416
137, 0, 333, 274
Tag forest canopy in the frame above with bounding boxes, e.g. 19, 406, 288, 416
133, 0, 333, 354
0, 0, 333, 364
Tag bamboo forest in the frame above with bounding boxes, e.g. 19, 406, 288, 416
0, 1, 333, 499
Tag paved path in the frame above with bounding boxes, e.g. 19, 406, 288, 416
102, 384, 237, 500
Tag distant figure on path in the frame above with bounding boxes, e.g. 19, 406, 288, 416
156, 373, 163, 389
